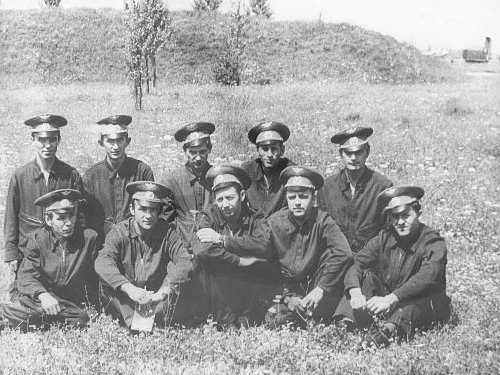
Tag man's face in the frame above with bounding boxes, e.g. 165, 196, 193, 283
214, 185, 244, 221
388, 206, 420, 238
130, 201, 161, 231
185, 143, 210, 173
341, 146, 368, 171
286, 187, 315, 220
102, 135, 129, 161
46, 209, 77, 238
257, 142, 284, 169
32, 133, 60, 160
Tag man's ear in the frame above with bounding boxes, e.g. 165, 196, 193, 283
129, 203, 135, 216
126, 137, 132, 146
312, 191, 318, 207
281, 143, 286, 156
98, 139, 104, 146
240, 190, 246, 202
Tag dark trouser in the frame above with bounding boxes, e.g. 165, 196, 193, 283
0, 296, 89, 332
99, 282, 197, 328
195, 263, 281, 328
335, 270, 451, 336
264, 282, 344, 329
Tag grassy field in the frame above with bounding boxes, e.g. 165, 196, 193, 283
0, 62, 499, 373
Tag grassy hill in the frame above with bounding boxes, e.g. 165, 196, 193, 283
0, 8, 453, 86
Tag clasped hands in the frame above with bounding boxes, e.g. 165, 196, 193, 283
287, 287, 325, 314
349, 287, 398, 315
121, 283, 174, 305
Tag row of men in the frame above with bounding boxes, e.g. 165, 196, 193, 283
0, 114, 451, 348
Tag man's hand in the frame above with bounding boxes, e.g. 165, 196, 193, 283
366, 293, 399, 315
39, 293, 60, 316
121, 283, 153, 305
7, 260, 19, 273
349, 287, 367, 310
301, 287, 324, 311
196, 228, 222, 243
238, 257, 265, 267
150, 286, 173, 302
286, 296, 304, 312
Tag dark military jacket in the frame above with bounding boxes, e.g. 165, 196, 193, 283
83, 155, 154, 241
4, 158, 83, 262
344, 223, 447, 302
267, 207, 353, 293
17, 226, 98, 305
241, 157, 295, 218
317, 167, 392, 253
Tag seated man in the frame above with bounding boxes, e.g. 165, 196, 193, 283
337, 186, 451, 349
192, 165, 279, 329
95, 182, 193, 330
265, 166, 353, 329
0, 189, 97, 332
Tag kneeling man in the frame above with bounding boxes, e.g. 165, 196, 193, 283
265, 166, 353, 328
0, 189, 97, 332
339, 186, 451, 348
95, 181, 193, 329
193, 165, 278, 328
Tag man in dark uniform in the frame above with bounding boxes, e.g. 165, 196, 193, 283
318, 127, 392, 253
192, 165, 279, 328
337, 186, 451, 349
3, 115, 83, 301
160, 122, 215, 251
83, 115, 154, 243
241, 121, 295, 218
0, 189, 98, 332
95, 182, 193, 329
265, 166, 353, 328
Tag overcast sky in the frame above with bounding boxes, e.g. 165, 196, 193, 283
2, 0, 499, 50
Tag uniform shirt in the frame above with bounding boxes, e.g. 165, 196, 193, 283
160, 163, 212, 249
17, 226, 98, 305
241, 157, 295, 218
192, 203, 276, 275
95, 217, 192, 293
267, 207, 353, 293
344, 223, 447, 302
4, 158, 83, 262
83, 156, 154, 239
317, 167, 392, 253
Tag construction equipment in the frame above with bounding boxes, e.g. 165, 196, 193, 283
463, 37, 492, 63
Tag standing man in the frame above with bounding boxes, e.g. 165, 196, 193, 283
242, 121, 295, 218
265, 166, 353, 328
160, 122, 215, 251
337, 186, 451, 349
95, 182, 193, 329
318, 127, 392, 253
0, 189, 97, 332
192, 165, 279, 328
4, 115, 83, 301
83, 115, 154, 243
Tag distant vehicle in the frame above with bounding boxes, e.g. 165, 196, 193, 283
422, 48, 449, 58
463, 37, 492, 63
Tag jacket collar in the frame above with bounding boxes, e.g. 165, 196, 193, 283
184, 162, 211, 184
32, 157, 60, 182
340, 167, 372, 193
386, 223, 425, 253
286, 206, 319, 230
254, 157, 290, 181
105, 155, 129, 180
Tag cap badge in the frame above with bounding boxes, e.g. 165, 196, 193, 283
61, 190, 71, 196
39, 114, 50, 121
346, 128, 356, 134
145, 191, 155, 199
145, 183, 155, 189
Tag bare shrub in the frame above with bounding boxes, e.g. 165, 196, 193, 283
213, 1, 249, 86
249, 0, 272, 19
127, 0, 172, 109
192, 0, 222, 12
43, 0, 61, 7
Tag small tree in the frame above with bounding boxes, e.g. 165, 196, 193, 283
192, 0, 223, 12
213, 0, 249, 85
249, 0, 272, 19
44, 0, 61, 7
127, 0, 172, 109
